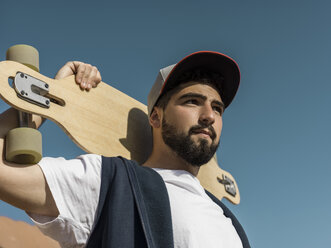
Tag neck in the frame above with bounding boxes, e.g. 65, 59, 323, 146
143, 145, 200, 176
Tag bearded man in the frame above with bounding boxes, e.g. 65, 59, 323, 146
0, 51, 250, 248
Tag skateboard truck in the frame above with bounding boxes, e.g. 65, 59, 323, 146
217, 174, 237, 197
14, 72, 50, 108
5, 44, 43, 164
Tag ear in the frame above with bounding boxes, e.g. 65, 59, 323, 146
149, 107, 162, 128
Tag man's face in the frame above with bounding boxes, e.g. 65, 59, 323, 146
160, 82, 224, 166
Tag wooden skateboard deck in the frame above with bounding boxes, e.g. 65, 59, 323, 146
0, 60, 240, 204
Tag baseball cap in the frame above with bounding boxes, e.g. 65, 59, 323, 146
147, 51, 240, 116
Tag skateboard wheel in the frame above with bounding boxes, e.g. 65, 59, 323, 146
6, 44, 39, 72
5, 127, 42, 164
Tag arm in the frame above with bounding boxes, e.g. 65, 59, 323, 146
0, 62, 101, 217
0, 109, 55, 215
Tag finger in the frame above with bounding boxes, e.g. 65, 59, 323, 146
95, 70, 102, 87
74, 62, 86, 85
86, 66, 98, 89
80, 64, 92, 89
86, 66, 102, 90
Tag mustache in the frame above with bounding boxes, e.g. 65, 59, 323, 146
188, 124, 217, 140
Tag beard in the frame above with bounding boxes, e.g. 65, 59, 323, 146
161, 117, 219, 167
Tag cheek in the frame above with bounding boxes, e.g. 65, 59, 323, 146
164, 107, 198, 129
177, 108, 199, 125
215, 117, 223, 137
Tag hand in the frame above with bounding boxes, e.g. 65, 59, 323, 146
55, 61, 102, 90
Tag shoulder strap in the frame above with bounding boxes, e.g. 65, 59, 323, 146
206, 191, 251, 248
123, 157, 174, 248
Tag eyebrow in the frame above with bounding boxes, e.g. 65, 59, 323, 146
178, 93, 207, 101
178, 93, 225, 109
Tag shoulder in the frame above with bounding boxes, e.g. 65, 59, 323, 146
101, 156, 165, 191
38, 154, 102, 181
39, 154, 102, 169
101, 156, 158, 175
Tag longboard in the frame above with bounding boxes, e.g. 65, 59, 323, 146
0, 60, 240, 204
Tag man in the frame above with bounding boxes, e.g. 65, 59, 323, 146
0, 51, 250, 247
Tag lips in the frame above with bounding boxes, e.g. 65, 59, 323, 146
193, 129, 211, 137
189, 125, 216, 140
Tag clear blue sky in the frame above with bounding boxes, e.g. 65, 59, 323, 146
1, 0, 331, 247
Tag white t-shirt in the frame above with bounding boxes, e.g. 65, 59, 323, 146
30, 154, 242, 248
154, 168, 242, 248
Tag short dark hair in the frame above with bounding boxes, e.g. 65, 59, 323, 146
154, 68, 224, 111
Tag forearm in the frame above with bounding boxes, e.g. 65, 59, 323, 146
0, 108, 58, 216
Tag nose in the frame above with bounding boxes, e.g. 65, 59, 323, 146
198, 104, 215, 126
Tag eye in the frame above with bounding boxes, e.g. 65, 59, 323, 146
213, 105, 223, 115
184, 99, 199, 105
